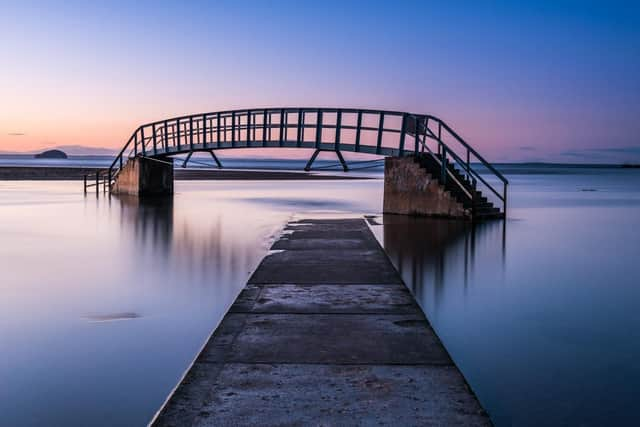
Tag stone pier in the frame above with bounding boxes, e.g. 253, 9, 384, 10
152, 218, 489, 426
111, 157, 173, 197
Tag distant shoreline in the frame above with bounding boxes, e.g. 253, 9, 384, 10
0, 166, 368, 181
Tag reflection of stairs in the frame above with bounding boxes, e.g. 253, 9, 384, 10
414, 153, 503, 220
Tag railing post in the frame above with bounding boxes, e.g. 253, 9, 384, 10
376, 113, 384, 155
152, 124, 157, 155
162, 120, 169, 153
296, 109, 303, 147
414, 117, 419, 155
279, 109, 284, 146
246, 110, 252, 144
202, 115, 207, 148
216, 112, 221, 147
252, 111, 257, 142
262, 110, 268, 144
335, 109, 342, 151
134, 131, 138, 156
503, 183, 508, 218
176, 120, 181, 150
315, 110, 323, 148
355, 111, 362, 151
141, 127, 146, 156
83, 175, 87, 194
189, 116, 194, 150
95, 172, 99, 196
399, 113, 407, 155
441, 146, 447, 185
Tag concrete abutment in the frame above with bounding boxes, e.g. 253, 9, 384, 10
112, 157, 174, 197
383, 156, 469, 219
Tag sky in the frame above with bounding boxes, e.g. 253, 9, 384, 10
1, 0, 639, 163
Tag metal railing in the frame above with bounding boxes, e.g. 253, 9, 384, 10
108, 108, 508, 214
83, 169, 111, 195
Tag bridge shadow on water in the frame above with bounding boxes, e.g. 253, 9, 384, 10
381, 215, 506, 312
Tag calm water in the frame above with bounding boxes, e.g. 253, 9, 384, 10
1, 167, 639, 426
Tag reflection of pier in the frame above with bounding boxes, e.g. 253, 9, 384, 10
382, 215, 505, 308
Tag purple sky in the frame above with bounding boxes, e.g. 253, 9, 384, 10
1, 1, 639, 163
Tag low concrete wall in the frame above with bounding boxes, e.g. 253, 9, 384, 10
383, 156, 468, 218
112, 157, 173, 197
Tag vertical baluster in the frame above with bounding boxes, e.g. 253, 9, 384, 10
503, 183, 508, 218
414, 118, 420, 155
376, 113, 384, 155
441, 146, 447, 185
163, 121, 168, 151
223, 116, 227, 143
296, 109, 303, 147
335, 109, 342, 151
315, 110, 323, 148
152, 124, 157, 155
262, 110, 268, 144
355, 111, 362, 151
141, 127, 146, 156
176, 120, 181, 150
202, 115, 207, 148
189, 116, 194, 150
216, 112, 221, 147
252, 111, 257, 142
279, 109, 284, 146
399, 113, 407, 155
246, 110, 251, 145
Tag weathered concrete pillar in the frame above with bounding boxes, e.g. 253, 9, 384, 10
383, 156, 468, 218
112, 157, 173, 197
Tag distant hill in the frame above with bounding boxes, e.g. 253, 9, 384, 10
45, 145, 117, 156
0, 145, 117, 156
35, 149, 68, 159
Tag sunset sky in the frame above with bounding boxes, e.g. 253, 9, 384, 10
1, 0, 639, 163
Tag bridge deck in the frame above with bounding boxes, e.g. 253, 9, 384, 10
153, 218, 490, 426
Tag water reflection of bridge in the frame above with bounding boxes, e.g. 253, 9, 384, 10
382, 215, 505, 308
115, 196, 267, 288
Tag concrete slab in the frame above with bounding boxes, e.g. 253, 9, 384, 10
230, 284, 420, 314
248, 263, 402, 285
272, 236, 376, 250
200, 313, 452, 365
158, 364, 489, 427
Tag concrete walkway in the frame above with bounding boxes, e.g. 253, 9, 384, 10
153, 218, 490, 426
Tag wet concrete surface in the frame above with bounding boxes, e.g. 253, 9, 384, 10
153, 218, 490, 426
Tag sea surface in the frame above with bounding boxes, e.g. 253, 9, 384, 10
1, 164, 639, 426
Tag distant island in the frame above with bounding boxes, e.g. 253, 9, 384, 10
621, 163, 640, 168
35, 149, 68, 159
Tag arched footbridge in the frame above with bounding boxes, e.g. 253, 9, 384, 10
95, 108, 507, 220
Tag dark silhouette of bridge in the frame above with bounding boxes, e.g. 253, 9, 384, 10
95, 108, 507, 219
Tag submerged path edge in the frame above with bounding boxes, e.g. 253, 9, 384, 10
150, 217, 491, 426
